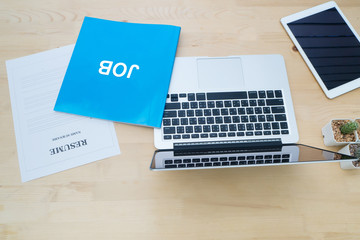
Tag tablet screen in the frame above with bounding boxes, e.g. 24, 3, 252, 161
287, 7, 360, 90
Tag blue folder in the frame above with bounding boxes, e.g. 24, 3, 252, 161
54, 17, 181, 128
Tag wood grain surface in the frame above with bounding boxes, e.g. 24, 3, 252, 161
1, 0, 360, 239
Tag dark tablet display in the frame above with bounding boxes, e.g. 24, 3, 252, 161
287, 7, 360, 90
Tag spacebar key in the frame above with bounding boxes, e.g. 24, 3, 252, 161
207, 92, 247, 100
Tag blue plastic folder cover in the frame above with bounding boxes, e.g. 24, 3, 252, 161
54, 17, 181, 128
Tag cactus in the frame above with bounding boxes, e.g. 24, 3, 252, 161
340, 121, 359, 135
355, 148, 360, 159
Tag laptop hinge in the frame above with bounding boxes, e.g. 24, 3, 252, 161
173, 138, 282, 153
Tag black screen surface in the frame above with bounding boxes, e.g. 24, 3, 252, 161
287, 8, 360, 90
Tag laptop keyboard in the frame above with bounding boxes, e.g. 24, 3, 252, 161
162, 90, 289, 140
163, 153, 291, 168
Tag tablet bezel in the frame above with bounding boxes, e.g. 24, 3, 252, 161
281, 1, 360, 99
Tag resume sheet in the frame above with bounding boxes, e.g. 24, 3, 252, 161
6, 45, 121, 182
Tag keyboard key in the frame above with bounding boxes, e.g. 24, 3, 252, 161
186, 110, 194, 117
241, 116, 249, 122
275, 90, 282, 98
216, 101, 224, 108
178, 110, 186, 117
207, 101, 215, 108
237, 132, 245, 136
207, 117, 215, 124
271, 106, 285, 113
246, 132, 254, 136
192, 158, 201, 163
174, 159, 182, 163
190, 118, 197, 125
186, 126, 193, 133
219, 133, 227, 137
230, 161, 238, 165
178, 164, 186, 168
272, 130, 280, 135
241, 100, 249, 107
263, 107, 271, 114
195, 110, 203, 116
165, 160, 173, 164
281, 130, 289, 134
263, 123, 271, 129
164, 127, 175, 134
163, 119, 171, 126
232, 116, 240, 123
210, 133, 218, 138
207, 91, 247, 100
179, 93, 186, 98
201, 133, 209, 138
266, 115, 274, 121
246, 108, 254, 114
182, 102, 189, 109
190, 102, 198, 109
165, 164, 177, 168
196, 163, 204, 167
238, 108, 246, 115
223, 116, 231, 123
203, 125, 211, 132
191, 134, 199, 138
204, 109, 212, 116
177, 126, 185, 134
257, 99, 266, 106
221, 108, 229, 115
196, 93, 206, 100
249, 100, 257, 106
272, 122, 280, 129
194, 126, 202, 133
187, 163, 195, 167
248, 91, 258, 98
229, 108, 237, 115
213, 162, 221, 166
215, 117, 223, 124
172, 119, 180, 125
199, 102, 207, 108
254, 107, 262, 114
258, 91, 266, 98
221, 125, 228, 132
164, 111, 177, 118
249, 115, 257, 122
229, 124, 237, 131
264, 131, 271, 135
212, 109, 220, 116
205, 163, 213, 167
212, 125, 220, 132
280, 122, 288, 129
224, 100, 232, 107
165, 102, 181, 109
182, 134, 190, 139
233, 100, 240, 107
274, 114, 287, 121
255, 123, 262, 130
266, 99, 284, 106
266, 90, 274, 98
188, 93, 195, 101
164, 135, 172, 140
198, 117, 206, 124
171, 94, 178, 102
237, 124, 245, 131
246, 123, 254, 130
181, 118, 188, 125
228, 132, 236, 137
258, 115, 266, 122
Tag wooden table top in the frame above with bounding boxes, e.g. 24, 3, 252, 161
1, 0, 360, 239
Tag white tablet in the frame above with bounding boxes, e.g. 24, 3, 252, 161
281, 1, 360, 99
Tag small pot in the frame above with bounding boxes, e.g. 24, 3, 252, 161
338, 143, 360, 169
322, 119, 359, 146
356, 119, 360, 142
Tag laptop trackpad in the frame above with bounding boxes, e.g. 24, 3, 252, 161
197, 57, 245, 91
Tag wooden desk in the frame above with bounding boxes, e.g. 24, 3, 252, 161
1, 0, 360, 239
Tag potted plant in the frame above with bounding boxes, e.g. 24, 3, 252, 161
356, 119, 360, 141
322, 119, 359, 146
339, 143, 360, 169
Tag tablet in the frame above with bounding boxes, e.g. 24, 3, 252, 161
281, 1, 360, 99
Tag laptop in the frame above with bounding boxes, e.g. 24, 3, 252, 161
151, 55, 356, 170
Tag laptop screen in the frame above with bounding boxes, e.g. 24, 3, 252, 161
150, 144, 356, 170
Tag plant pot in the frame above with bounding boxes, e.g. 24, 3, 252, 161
322, 119, 359, 146
338, 143, 360, 169
356, 119, 360, 142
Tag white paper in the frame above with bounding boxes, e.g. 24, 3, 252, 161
6, 45, 121, 182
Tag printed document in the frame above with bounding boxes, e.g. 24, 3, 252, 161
6, 45, 121, 182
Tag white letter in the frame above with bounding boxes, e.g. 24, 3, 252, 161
127, 64, 140, 78
99, 60, 113, 75
113, 62, 127, 77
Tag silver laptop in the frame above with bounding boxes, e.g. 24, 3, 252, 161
151, 55, 355, 170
